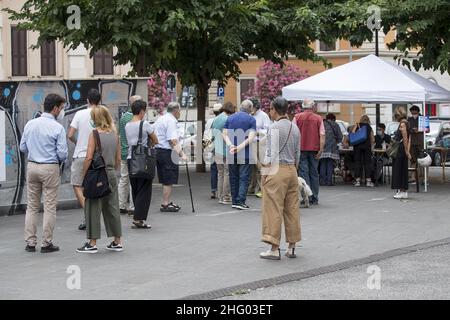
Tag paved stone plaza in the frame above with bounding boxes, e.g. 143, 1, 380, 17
0, 167, 449, 299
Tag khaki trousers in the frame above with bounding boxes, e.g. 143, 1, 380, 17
24, 163, 60, 246
215, 155, 230, 201
261, 165, 301, 246
118, 160, 134, 210
249, 139, 266, 193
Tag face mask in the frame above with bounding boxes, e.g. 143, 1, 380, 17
377, 130, 382, 136
56, 108, 65, 121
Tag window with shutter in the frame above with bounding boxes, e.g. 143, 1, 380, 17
11, 26, 27, 76
93, 49, 114, 75
239, 78, 255, 103
319, 40, 336, 52
41, 41, 56, 76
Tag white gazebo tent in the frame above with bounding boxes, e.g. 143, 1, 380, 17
282, 54, 450, 191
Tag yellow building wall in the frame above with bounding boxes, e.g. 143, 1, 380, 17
223, 55, 364, 123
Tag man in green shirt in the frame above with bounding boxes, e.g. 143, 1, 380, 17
118, 95, 142, 214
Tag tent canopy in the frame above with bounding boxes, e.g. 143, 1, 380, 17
282, 54, 450, 104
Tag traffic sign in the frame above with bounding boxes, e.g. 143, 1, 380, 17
217, 86, 224, 97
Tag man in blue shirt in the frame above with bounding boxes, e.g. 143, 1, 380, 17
20, 93, 68, 253
223, 100, 256, 210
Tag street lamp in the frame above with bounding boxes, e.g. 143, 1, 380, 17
368, 6, 382, 129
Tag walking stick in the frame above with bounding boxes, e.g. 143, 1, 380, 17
186, 162, 195, 212
183, 88, 195, 212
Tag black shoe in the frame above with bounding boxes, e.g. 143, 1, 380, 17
78, 223, 86, 230
310, 200, 319, 205
76, 242, 98, 254
235, 203, 250, 210
211, 192, 217, 199
41, 243, 60, 253
106, 241, 123, 252
25, 245, 36, 252
120, 209, 128, 214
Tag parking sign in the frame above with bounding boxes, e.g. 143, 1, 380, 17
217, 86, 224, 97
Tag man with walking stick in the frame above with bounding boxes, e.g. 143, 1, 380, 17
154, 102, 188, 212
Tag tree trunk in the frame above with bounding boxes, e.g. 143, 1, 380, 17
196, 82, 208, 172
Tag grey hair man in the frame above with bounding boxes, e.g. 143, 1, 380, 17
293, 98, 325, 205
154, 102, 188, 212
118, 95, 142, 215
222, 99, 257, 210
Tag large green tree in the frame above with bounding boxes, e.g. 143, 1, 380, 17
6, 0, 372, 171
330, 0, 450, 74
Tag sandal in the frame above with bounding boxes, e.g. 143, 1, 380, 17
132, 221, 151, 229
160, 203, 180, 212
169, 202, 181, 210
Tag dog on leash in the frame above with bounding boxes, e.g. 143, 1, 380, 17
298, 177, 313, 208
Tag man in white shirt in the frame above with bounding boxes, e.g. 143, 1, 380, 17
67, 89, 101, 230
154, 102, 188, 212
248, 99, 271, 197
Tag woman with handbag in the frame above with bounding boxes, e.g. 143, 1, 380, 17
351, 115, 375, 187
77, 106, 123, 253
391, 108, 412, 199
125, 100, 158, 228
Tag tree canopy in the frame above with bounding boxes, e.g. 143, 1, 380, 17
6, 0, 374, 170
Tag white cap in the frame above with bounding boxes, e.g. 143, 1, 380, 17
302, 98, 315, 109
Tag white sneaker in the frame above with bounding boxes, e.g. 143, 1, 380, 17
354, 181, 361, 187
366, 181, 374, 187
259, 249, 281, 260
394, 192, 408, 199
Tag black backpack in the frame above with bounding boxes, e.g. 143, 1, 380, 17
82, 130, 112, 199
129, 121, 156, 180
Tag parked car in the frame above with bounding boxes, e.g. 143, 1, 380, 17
428, 134, 450, 166
385, 121, 399, 138
426, 120, 450, 147
178, 121, 198, 160
336, 120, 349, 138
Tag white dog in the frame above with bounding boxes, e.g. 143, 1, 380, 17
298, 177, 313, 208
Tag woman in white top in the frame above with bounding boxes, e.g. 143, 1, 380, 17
125, 100, 158, 228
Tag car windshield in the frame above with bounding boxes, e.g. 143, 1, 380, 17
386, 122, 398, 135
428, 122, 441, 136
337, 122, 347, 135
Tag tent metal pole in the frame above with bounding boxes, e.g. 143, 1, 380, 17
375, 29, 381, 130
423, 99, 428, 192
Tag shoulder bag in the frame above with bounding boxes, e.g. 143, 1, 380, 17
82, 130, 112, 199
386, 121, 406, 159
349, 124, 368, 146
129, 121, 156, 180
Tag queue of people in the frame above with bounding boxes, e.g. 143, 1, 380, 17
18, 90, 418, 259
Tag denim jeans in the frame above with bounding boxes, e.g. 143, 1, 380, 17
319, 158, 334, 186
211, 162, 218, 192
228, 163, 251, 205
299, 151, 320, 203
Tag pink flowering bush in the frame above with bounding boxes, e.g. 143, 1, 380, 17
244, 61, 308, 114
147, 70, 173, 115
